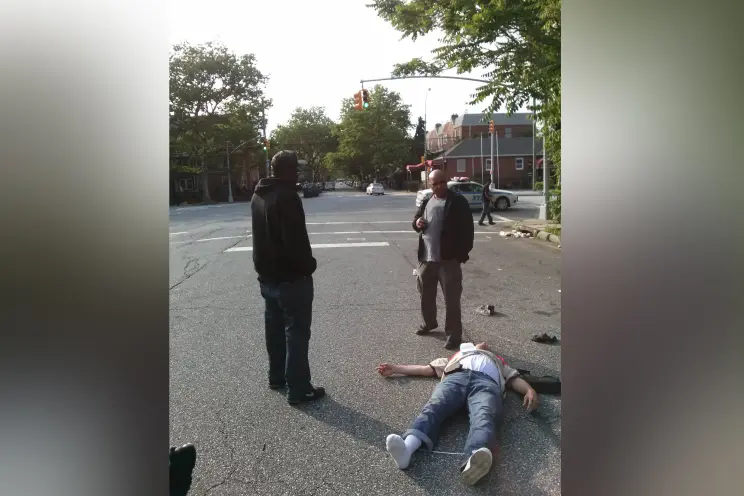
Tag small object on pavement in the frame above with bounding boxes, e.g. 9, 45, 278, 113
476, 304, 496, 316
412, 268, 418, 276
531, 333, 559, 345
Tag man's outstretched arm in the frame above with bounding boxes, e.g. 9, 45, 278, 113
506, 376, 540, 412
377, 363, 437, 377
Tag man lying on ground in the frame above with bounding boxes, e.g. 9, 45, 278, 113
376, 342, 538, 486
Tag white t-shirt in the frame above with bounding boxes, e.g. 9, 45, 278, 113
458, 343, 502, 388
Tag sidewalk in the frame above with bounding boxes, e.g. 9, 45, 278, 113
508, 219, 561, 245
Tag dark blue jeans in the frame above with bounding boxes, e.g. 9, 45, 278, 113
259, 276, 314, 393
479, 200, 494, 223
404, 370, 503, 459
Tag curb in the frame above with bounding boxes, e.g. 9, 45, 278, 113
513, 223, 561, 247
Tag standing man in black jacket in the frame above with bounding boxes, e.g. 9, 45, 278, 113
251, 150, 325, 405
413, 169, 475, 350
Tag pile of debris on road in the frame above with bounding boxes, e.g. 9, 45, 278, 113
499, 229, 533, 239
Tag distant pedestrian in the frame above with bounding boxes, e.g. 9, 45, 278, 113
478, 180, 495, 226
412, 169, 474, 350
251, 150, 325, 405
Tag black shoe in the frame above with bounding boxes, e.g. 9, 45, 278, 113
488, 221, 496, 225
287, 385, 326, 405
169, 444, 196, 496
269, 382, 286, 390
444, 337, 461, 350
478, 222, 485, 226
416, 324, 438, 335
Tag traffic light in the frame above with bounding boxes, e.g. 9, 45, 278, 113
353, 91, 363, 111
263, 139, 269, 151
488, 120, 495, 134
362, 89, 370, 109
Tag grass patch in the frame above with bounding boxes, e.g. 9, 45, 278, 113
544, 226, 562, 237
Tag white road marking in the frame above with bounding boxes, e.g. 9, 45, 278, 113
170, 232, 188, 236
225, 241, 390, 252
171, 235, 249, 244
346, 237, 366, 241
305, 221, 405, 225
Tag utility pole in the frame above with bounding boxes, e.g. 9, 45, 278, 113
490, 131, 495, 185
261, 106, 269, 177
532, 97, 536, 190
539, 136, 550, 220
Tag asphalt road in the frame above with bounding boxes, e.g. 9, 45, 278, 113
170, 191, 561, 495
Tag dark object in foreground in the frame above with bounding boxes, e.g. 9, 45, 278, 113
169, 444, 196, 496
531, 333, 559, 345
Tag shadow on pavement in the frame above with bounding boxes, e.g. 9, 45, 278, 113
296, 395, 495, 494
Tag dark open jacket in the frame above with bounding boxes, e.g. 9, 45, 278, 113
412, 190, 475, 263
251, 177, 317, 284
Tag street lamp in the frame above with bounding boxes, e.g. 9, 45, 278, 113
424, 87, 431, 168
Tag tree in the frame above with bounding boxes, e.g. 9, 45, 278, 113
271, 107, 337, 183
325, 85, 413, 183
412, 116, 426, 162
369, 0, 561, 218
170, 41, 269, 200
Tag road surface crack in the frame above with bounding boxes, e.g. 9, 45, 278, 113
170, 257, 208, 291
204, 395, 238, 495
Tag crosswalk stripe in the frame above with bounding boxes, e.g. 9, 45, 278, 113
225, 241, 390, 253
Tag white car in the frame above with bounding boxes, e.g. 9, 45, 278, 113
366, 183, 385, 195
415, 178, 518, 211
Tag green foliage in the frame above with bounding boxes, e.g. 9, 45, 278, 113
271, 107, 337, 182
548, 188, 561, 223
169, 41, 270, 198
325, 85, 413, 181
369, 0, 561, 216
533, 181, 543, 192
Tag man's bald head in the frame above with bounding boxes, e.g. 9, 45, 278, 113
428, 169, 448, 198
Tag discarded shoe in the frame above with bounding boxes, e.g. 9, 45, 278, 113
531, 333, 559, 345
476, 305, 496, 316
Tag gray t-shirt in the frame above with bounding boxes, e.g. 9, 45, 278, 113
422, 196, 447, 262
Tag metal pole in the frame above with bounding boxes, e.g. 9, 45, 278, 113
262, 107, 269, 177
496, 130, 500, 188
480, 133, 484, 184
532, 97, 536, 190
539, 133, 549, 220
226, 141, 233, 203
489, 131, 495, 184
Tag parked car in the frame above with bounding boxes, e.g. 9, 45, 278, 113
302, 182, 322, 198
415, 177, 518, 211
366, 182, 385, 195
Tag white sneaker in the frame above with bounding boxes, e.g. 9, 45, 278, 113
460, 447, 493, 486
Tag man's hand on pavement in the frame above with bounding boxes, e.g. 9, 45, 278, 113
523, 388, 539, 412
377, 363, 396, 376
416, 218, 428, 230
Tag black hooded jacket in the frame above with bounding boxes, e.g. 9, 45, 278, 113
251, 177, 317, 284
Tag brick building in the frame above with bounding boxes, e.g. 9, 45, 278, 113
414, 112, 543, 189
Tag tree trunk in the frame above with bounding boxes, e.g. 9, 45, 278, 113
201, 158, 211, 201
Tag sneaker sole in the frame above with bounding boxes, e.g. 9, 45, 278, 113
461, 449, 493, 486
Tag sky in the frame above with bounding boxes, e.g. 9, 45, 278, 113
169, 0, 526, 136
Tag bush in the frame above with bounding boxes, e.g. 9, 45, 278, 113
533, 181, 544, 192
548, 188, 561, 223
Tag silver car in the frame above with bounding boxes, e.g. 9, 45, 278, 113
415, 179, 518, 211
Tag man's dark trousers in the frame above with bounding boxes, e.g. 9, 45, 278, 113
478, 200, 493, 224
260, 276, 314, 393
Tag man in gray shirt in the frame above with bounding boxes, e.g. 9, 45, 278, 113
412, 169, 475, 350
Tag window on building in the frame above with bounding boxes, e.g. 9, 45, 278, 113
179, 178, 196, 191
515, 157, 524, 170
505, 127, 512, 138
457, 159, 466, 172
485, 159, 492, 171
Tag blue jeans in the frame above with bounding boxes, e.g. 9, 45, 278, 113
259, 277, 314, 393
404, 370, 503, 459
